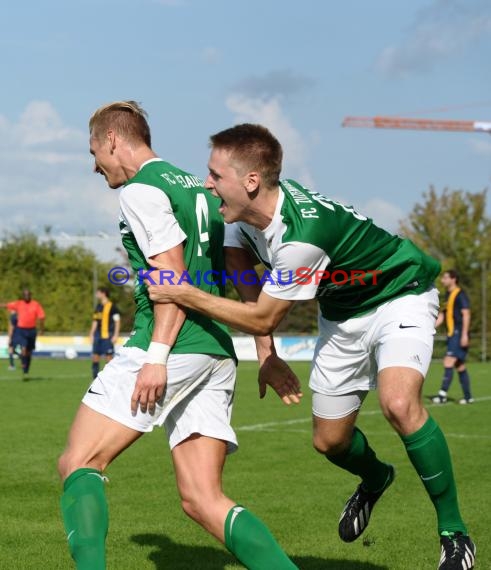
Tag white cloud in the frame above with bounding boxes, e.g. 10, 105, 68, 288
358, 198, 405, 232
232, 70, 315, 100
468, 137, 491, 156
0, 101, 120, 237
226, 94, 315, 188
0, 149, 86, 165
16, 101, 85, 147
0, 101, 85, 158
376, 0, 491, 77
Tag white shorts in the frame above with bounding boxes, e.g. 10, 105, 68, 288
83, 347, 238, 453
309, 288, 439, 408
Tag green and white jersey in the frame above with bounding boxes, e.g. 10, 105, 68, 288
119, 158, 236, 359
225, 179, 440, 321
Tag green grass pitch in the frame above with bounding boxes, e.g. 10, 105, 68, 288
0, 358, 489, 569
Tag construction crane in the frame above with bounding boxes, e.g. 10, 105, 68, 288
342, 116, 491, 134
342, 112, 490, 362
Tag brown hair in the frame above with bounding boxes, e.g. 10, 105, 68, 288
89, 101, 151, 147
444, 269, 460, 284
209, 123, 283, 188
97, 287, 110, 298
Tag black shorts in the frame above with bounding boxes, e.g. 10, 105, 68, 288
446, 332, 468, 362
16, 328, 37, 351
92, 338, 115, 356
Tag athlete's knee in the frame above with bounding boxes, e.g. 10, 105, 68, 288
380, 395, 426, 434
180, 484, 225, 525
57, 449, 107, 481
443, 356, 454, 367
57, 451, 78, 481
179, 490, 214, 527
380, 394, 414, 421
180, 496, 201, 522
312, 430, 350, 456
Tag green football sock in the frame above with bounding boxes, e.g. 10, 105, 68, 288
326, 427, 391, 492
60, 468, 108, 570
401, 416, 467, 535
224, 505, 298, 569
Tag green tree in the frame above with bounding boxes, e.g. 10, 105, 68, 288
0, 233, 134, 333
399, 186, 491, 268
398, 187, 491, 359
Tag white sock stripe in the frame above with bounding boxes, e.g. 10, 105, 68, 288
87, 472, 109, 483
228, 506, 245, 535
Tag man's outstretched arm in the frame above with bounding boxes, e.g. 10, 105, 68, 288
148, 276, 292, 336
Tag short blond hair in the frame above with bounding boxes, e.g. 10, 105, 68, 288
89, 101, 151, 147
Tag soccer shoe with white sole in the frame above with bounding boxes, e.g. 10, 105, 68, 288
338, 465, 395, 542
438, 531, 476, 569
432, 390, 448, 404
458, 398, 474, 405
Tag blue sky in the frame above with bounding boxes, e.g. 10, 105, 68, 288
1, 0, 491, 239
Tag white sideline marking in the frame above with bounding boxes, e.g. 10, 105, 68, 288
0, 373, 86, 381
236, 396, 491, 434
237, 417, 310, 431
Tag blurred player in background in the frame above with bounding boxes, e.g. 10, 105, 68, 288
57, 101, 298, 570
1, 289, 45, 380
7, 310, 19, 370
432, 270, 474, 405
89, 287, 121, 379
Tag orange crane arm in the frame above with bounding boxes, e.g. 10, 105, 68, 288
342, 116, 491, 133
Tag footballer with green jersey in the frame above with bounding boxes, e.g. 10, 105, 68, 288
148, 123, 476, 570
57, 103, 299, 570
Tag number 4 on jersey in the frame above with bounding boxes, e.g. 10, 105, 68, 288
195, 193, 209, 256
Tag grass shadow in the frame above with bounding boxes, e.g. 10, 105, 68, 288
426, 394, 457, 404
0, 374, 46, 382
132, 533, 389, 570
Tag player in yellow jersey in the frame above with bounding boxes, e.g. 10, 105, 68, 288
432, 270, 474, 405
89, 287, 121, 379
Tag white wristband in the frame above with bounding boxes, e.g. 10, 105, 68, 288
145, 342, 171, 365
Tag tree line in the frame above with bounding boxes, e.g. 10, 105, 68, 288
0, 234, 135, 334
2, 188, 490, 358
400, 187, 491, 360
